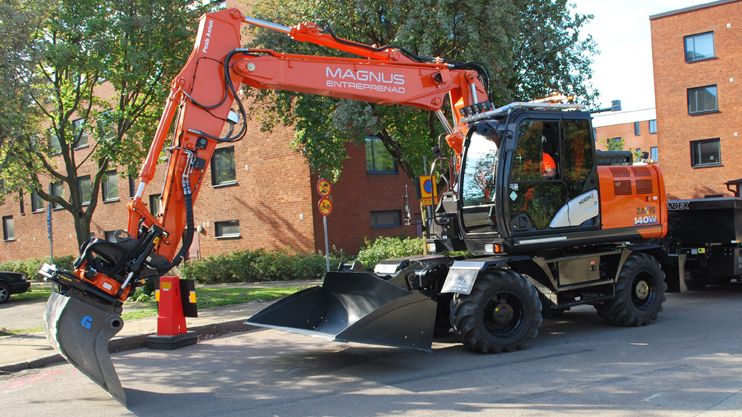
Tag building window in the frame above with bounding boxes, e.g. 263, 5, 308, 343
684, 32, 714, 62
648, 119, 657, 134
211, 146, 237, 186
78, 175, 92, 206
50, 181, 64, 209
97, 109, 115, 141
633, 122, 640, 136
215, 220, 240, 238
690, 138, 721, 167
31, 190, 45, 213
102, 170, 119, 202
365, 136, 397, 173
688, 85, 718, 114
650, 147, 658, 162
72, 118, 88, 149
370, 210, 402, 228
2, 216, 14, 241
19, 191, 25, 215
606, 137, 624, 151
49, 130, 61, 155
128, 176, 136, 198
149, 194, 161, 216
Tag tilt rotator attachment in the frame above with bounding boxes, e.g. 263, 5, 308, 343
247, 271, 438, 351
39, 227, 176, 405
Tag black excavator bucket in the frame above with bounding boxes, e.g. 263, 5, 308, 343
247, 271, 437, 351
44, 288, 126, 405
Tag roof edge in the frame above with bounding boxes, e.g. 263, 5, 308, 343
650, 0, 740, 20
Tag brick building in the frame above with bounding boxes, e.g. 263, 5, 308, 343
593, 108, 659, 161
0, 1, 422, 262
650, 0, 742, 199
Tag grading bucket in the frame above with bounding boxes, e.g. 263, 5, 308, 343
247, 271, 437, 351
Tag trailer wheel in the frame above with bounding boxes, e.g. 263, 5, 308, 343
684, 270, 708, 290
596, 252, 666, 326
451, 269, 542, 353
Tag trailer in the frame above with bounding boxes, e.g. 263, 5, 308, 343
666, 197, 742, 291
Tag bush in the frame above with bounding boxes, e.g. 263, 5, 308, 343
181, 249, 336, 284
0, 255, 76, 281
356, 236, 424, 269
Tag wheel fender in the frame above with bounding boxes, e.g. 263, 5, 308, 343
441, 256, 528, 295
440, 261, 485, 295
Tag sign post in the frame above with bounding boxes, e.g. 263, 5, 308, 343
317, 179, 333, 272
46, 203, 54, 263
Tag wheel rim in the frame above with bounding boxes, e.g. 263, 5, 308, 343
0, 286, 7, 301
482, 291, 524, 337
631, 272, 656, 310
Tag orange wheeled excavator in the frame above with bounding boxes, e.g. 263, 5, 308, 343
40, 8, 671, 405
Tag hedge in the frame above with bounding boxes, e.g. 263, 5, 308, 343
0, 255, 76, 281
180, 249, 338, 284
356, 236, 424, 269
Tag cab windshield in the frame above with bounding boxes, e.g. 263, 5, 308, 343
461, 132, 499, 207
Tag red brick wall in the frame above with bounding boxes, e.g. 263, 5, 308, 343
311, 144, 421, 256
651, 1, 742, 199
595, 120, 659, 156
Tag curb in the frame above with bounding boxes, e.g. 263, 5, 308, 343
0, 320, 258, 375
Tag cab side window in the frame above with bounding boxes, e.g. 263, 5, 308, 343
510, 120, 560, 182
508, 119, 566, 231
562, 119, 594, 198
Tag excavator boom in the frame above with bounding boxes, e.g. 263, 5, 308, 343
42, 8, 493, 404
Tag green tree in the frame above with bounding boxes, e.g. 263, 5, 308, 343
247, 0, 598, 181
0, 0, 205, 249
0, 0, 45, 170
606, 137, 625, 151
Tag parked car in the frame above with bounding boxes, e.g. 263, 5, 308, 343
0, 271, 31, 303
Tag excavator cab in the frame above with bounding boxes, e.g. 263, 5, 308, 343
428, 104, 600, 256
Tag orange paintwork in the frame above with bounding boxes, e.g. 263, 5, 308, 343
74, 265, 131, 300
597, 164, 667, 239
121, 8, 486, 266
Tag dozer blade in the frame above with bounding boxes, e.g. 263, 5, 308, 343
247, 271, 437, 351
44, 289, 126, 405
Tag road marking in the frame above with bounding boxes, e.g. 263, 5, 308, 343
642, 393, 662, 402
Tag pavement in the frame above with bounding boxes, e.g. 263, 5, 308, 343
2, 286, 742, 417
0, 280, 320, 373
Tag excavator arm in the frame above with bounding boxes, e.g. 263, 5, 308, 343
39, 8, 492, 404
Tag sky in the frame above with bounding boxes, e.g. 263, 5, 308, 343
571, 0, 715, 112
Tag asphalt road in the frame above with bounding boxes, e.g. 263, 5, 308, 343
3, 285, 742, 417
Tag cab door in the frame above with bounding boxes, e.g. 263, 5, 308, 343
504, 116, 598, 236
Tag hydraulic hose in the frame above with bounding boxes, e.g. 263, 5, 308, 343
155, 155, 196, 274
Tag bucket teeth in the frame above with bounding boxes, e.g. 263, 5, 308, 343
45, 289, 127, 405
247, 272, 437, 351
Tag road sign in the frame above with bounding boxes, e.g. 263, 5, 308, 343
318, 196, 333, 216
317, 178, 332, 197
418, 175, 438, 207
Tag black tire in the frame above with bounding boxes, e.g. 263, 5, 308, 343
451, 269, 542, 353
684, 269, 707, 290
596, 252, 666, 326
0, 283, 10, 304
